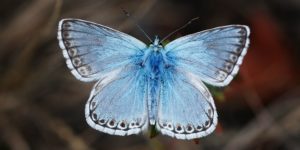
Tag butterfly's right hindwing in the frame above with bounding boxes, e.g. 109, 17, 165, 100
57, 19, 146, 82
156, 68, 217, 140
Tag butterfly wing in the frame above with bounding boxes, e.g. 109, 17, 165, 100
156, 69, 217, 140
57, 19, 146, 82
85, 65, 149, 136
165, 25, 250, 86
58, 19, 149, 135
156, 25, 250, 139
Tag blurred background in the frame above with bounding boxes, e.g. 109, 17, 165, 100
1, 0, 300, 149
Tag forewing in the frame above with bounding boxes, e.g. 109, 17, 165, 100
165, 25, 250, 86
57, 19, 146, 82
156, 69, 217, 140
85, 65, 148, 136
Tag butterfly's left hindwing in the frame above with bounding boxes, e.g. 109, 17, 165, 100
85, 65, 149, 136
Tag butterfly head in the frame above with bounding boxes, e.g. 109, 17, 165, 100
150, 36, 163, 51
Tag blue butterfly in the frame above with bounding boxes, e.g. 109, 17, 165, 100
57, 19, 250, 140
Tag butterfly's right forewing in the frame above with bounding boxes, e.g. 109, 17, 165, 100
165, 25, 250, 86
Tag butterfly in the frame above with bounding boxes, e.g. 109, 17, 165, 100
57, 18, 250, 140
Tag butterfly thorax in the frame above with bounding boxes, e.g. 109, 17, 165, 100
142, 36, 169, 80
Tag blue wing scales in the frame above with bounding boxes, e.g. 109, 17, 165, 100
58, 19, 250, 139
165, 25, 250, 86
156, 69, 217, 140
57, 19, 146, 82
58, 19, 149, 136
85, 65, 149, 136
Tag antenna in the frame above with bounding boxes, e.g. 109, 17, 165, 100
160, 17, 200, 43
121, 8, 153, 43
